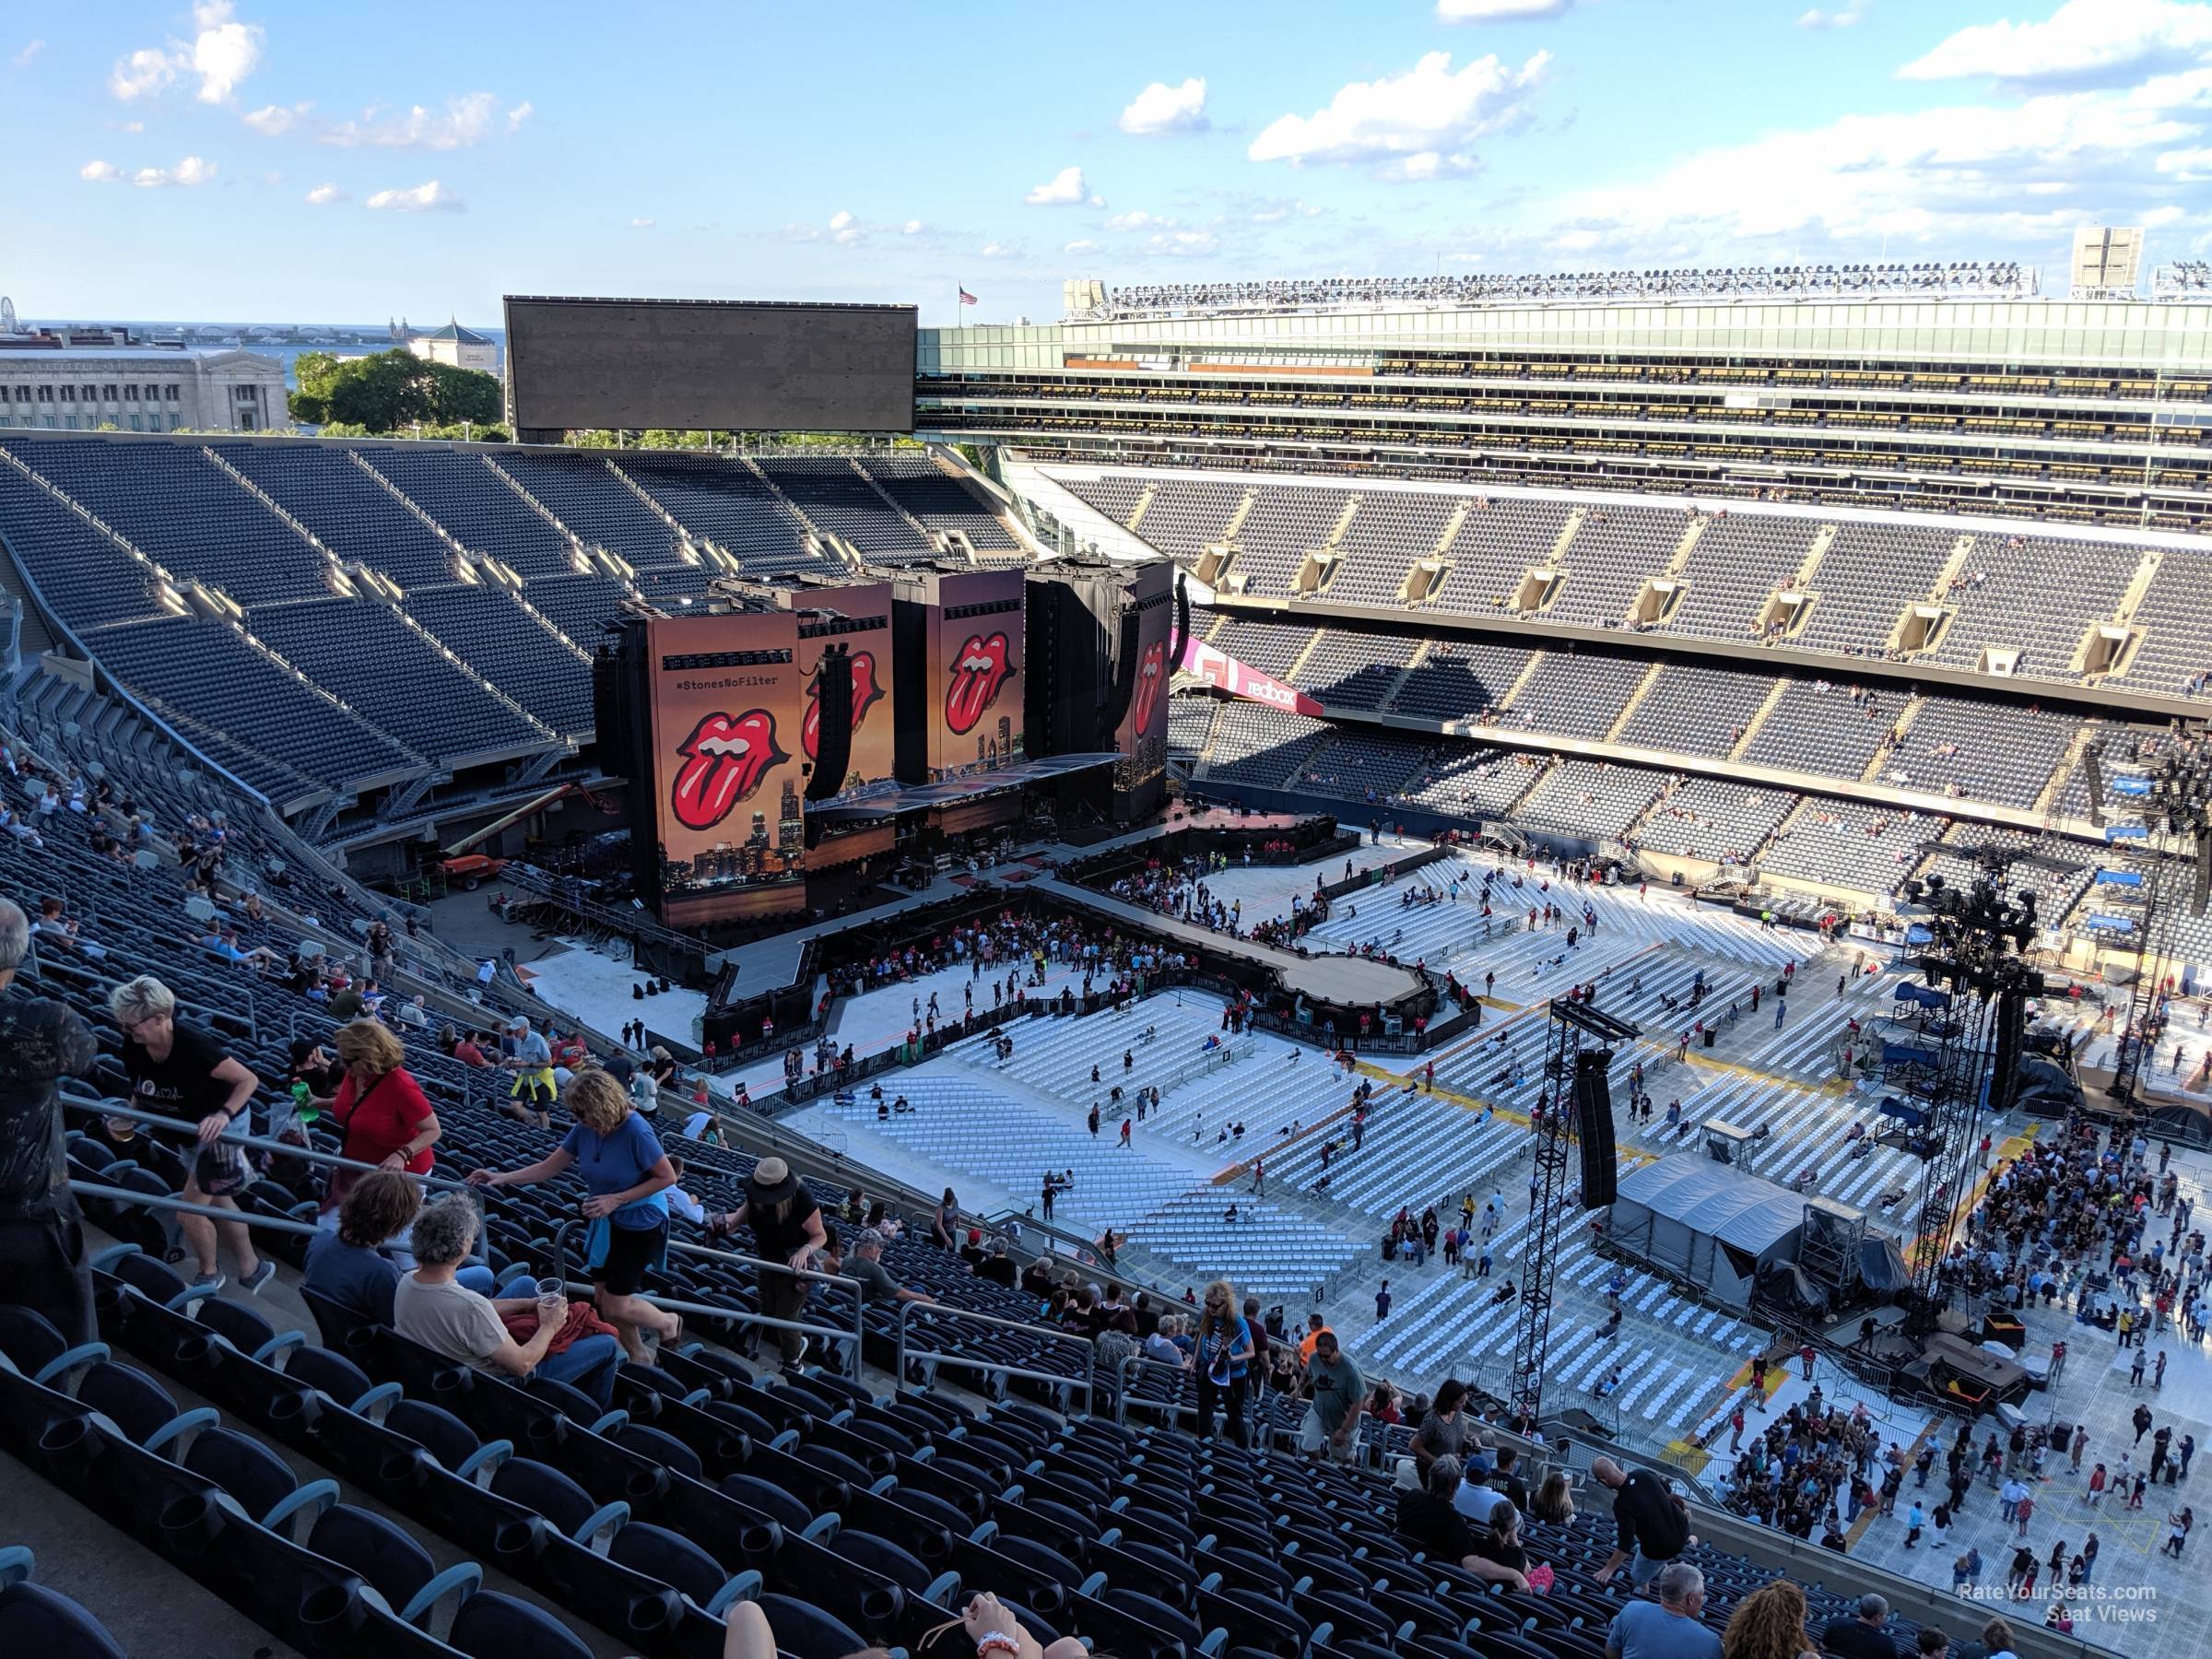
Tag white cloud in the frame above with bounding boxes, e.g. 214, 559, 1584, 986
1437, 0, 1577, 18
366, 179, 464, 212
1540, 70, 2212, 259
1797, 1, 1868, 28
114, 3, 263, 103
901, 218, 924, 235
12, 39, 43, 67
507, 100, 533, 132
322, 92, 500, 150
2158, 145, 2212, 180
828, 208, 862, 245
305, 182, 345, 205
981, 241, 1016, 258
125, 155, 218, 188
1119, 76, 1209, 136
1106, 209, 1173, 230
111, 47, 177, 100
1247, 195, 1324, 223
120, 120, 145, 133
186, 2, 261, 103
628, 216, 655, 228
1249, 50, 1548, 179
1146, 229, 1218, 255
1025, 165, 1101, 206
243, 100, 310, 135
80, 159, 123, 182
1064, 239, 1099, 253
1900, 0, 2212, 88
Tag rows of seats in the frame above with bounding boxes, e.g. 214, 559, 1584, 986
1926, 535, 2139, 679
1230, 489, 1355, 599
240, 599, 548, 760
361, 448, 580, 577
1293, 631, 1418, 710
1737, 683, 1903, 781
1499, 653, 1649, 740
399, 584, 596, 738
1757, 799, 1936, 898
1430, 499, 1571, 612
1167, 698, 1217, 767
618, 456, 830, 576
217, 442, 462, 593
2114, 548, 2212, 695
1323, 494, 1455, 606
1206, 616, 1314, 678
1631, 776, 1797, 865
1545, 505, 1680, 627
1394, 747, 1550, 818
1388, 642, 1535, 724
1790, 523, 1956, 657
1515, 760, 1665, 841
1874, 700, 2075, 808
81, 615, 422, 788
1058, 474, 1148, 530
752, 457, 933, 558
6, 439, 335, 606
1054, 465, 2205, 704
1206, 704, 1333, 787
1613, 665, 1776, 759
1294, 730, 1429, 802
492, 451, 682, 568
1657, 514, 1817, 641
0, 463, 168, 632
860, 454, 1023, 550
1128, 480, 1244, 562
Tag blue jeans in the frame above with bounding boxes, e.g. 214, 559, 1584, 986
456, 1265, 496, 1296
536, 1332, 622, 1408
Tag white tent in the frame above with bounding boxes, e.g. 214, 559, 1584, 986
1606, 1155, 1806, 1312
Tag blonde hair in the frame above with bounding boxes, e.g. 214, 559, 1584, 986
109, 974, 176, 1027
565, 1067, 632, 1134
1723, 1582, 1813, 1659
334, 1018, 406, 1075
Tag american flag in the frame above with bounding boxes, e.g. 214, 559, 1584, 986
959, 287, 978, 306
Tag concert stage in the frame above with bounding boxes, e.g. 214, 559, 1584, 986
806, 752, 1122, 823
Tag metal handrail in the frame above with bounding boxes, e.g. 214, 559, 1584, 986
548, 1219, 868, 1362
1109, 1351, 1195, 1426
69, 1181, 324, 1237
62, 1093, 476, 1191
893, 1298, 1098, 1410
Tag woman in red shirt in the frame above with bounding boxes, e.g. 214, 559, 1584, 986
314, 1019, 441, 1218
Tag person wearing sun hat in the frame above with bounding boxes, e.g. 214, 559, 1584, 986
705, 1157, 827, 1367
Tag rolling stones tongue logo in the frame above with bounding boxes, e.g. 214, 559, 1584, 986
801, 650, 885, 761
946, 630, 1014, 735
670, 710, 786, 832
1131, 640, 1167, 735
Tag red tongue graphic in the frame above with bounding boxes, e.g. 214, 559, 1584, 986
947, 631, 1011, 735
670, 710, 784, 831
1132, 641, 1167, 735
801, 652, 883, 763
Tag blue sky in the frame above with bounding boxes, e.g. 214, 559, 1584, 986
9, 0, 2212, 327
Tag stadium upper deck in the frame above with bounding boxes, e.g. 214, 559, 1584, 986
916, 265, 2212, 535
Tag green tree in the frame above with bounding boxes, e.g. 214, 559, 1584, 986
286, 348, 503, 435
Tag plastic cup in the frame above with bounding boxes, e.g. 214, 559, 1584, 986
535, 1277, 565, 1300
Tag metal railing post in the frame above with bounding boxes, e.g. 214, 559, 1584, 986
62, 1094, 474, 1191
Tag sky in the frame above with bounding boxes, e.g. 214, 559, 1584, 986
8, 0, 2212, 329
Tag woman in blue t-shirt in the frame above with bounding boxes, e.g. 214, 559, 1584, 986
1188, 1277, 1255, 1448
468, 1069, 681, 1365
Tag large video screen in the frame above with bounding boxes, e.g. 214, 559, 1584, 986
644, 612, 807, 925
927, 570, 1026, 782
1113, 564, 1175, 792
504, 296, 916, 434
796, 582, 895, 796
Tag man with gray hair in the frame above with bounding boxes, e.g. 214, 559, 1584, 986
843, 1228, 935, 1308
1605, 1562, 1718, 1659
0, 896, 100, 1344
1821, 1594, 1900, 1659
